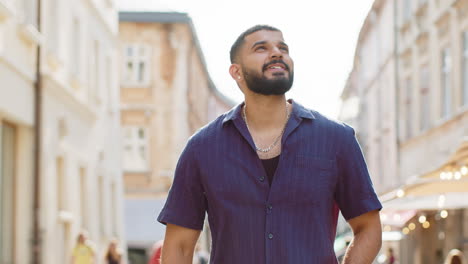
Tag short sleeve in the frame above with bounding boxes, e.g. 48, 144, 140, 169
334, 125, 382, 220
157, 139, 207, 230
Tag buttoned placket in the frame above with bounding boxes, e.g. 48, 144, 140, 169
265, 113, 303, 264
232, 105, 305, 264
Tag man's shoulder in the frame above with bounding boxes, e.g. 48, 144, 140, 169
188, 107, 237, 146
300, 106, 353, 135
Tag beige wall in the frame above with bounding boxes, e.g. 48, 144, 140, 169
120, 20, 232, 198
344, 0, 468, 262
0, 0, 126, 263
341, 0, 399, 194
397, 0, 468, 183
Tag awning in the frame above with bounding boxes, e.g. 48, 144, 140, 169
380, 138, 468, 210
383, 192, 468, 210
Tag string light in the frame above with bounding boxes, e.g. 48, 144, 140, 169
440, 165, 467, 181
447, 172, 453, 180
423, 221, 430, 228
440, 210, 448, 219
402, 227, 410, 234
440, 172, 447, 180
419, 215, 426, 223
461, 166, 467, 175
408, 223, 416, 230
396, 189, 405, 198
438, 195, 446, 208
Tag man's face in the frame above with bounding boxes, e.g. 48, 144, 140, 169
239, 30, 294, 95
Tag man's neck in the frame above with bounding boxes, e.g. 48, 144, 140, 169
243, 94, 290, 132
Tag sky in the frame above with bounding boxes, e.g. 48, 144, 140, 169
118, 0, 374, 118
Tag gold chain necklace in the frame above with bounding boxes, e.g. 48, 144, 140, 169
242, 103, 290, 153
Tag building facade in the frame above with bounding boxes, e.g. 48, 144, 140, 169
341, 0, 468, 263
0, 0, 126, 263
119, 12, 234, 263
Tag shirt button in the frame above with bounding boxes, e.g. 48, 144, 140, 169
267, 205, 273, 213
259, 176, 265, 182
268, 233, 274, 239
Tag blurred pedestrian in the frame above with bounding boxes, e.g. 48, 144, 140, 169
444, 249, 467, 264
71, 231, 95, 264
387, 247, 396, 264
105, 239, 122, 264
148, 240, 163, 264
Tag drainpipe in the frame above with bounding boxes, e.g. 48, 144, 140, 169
393, 0, 401, 185
32, 0, 42, 262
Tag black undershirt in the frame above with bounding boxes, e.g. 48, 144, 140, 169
260, 155, 280, 186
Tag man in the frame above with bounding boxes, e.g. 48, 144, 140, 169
158, 25, 382, 263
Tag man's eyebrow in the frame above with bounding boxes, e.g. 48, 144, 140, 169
251, 41, 267, 49
279, 41, 289, 48
251, 41, 289, 49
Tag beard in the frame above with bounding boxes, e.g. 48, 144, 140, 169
242, 60, 294, 96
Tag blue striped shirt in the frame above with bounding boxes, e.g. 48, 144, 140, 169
158, 100, 382, 264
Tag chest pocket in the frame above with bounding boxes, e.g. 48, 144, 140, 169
282, 156, 336, 206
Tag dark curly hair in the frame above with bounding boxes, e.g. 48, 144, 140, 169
229, 25, 281, 64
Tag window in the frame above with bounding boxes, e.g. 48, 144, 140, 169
23, 0, 38, 27
56, 157, 65, 210
122, 44, 151, 86
462, 31, 468, 107
419, 66, 430, 131
122, 127, 149, 172
79, 167, 87, 229
92, 40, 100, 103
111, 182, 118, 236
98, 176, 105, 235
441, 48, 452, 118
403, 0, 412, 22
0, 122, 15, 263
46, 0, 59, 51
70, 18, 80, 77
106, 56, 114, 110
404, 78, 413, 139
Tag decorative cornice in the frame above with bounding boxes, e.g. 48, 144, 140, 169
17, 23, 44, 46
42, 72, 98, 125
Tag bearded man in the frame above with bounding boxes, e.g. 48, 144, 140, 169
158, 25, 382, 264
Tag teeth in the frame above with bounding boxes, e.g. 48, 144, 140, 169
270, 66, 282, 69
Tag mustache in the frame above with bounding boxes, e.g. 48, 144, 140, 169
262, 60, 290, 72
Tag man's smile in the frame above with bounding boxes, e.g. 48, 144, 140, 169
263, 61, 289, 73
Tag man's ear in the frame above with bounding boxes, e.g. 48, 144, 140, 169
229, 64, 242, 81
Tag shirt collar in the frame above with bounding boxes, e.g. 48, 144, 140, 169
222, 99, 316, 124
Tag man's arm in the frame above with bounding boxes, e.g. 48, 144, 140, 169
161, 223, 201, 264
342, 210, 382, 264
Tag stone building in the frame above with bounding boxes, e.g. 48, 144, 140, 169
0, 0, 126, 263
341, 0, 468, 263
119, 12, 234, 263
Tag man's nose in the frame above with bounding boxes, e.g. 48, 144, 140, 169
270, 47, 283, 59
